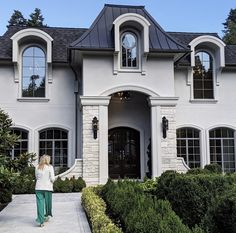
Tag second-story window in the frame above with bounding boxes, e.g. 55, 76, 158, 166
193, 51, 214, 99
121, 32, 138, 68
22, 46, 46, 97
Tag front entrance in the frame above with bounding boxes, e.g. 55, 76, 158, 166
108, 127, 140, 179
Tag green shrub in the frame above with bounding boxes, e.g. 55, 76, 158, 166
54, 176, 86, 193
155, 171, 233, 228
138, 177, 158, 195
186, 168, 209, 175
101, 179, 191, 233
201, 186, 236, 233
54, 177, 73, 193
13, 174, 35, 194
71, 176, 86, 192
82, 187, 122, 233
0, 166, 16, 203
204, 163, 222, 174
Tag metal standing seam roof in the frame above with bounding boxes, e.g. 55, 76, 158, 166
69, 4, 189, 53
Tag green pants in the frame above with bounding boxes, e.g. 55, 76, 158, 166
35, 190, 53, 224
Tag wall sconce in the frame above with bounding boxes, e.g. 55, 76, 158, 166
92, 117, 99, 139
162, 116, 168, 138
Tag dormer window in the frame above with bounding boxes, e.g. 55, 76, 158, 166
193, 51, 214, 99
121, 32, 138, 68
22, 46, 46, 97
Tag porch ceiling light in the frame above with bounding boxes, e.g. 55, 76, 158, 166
113, 91, 131, 102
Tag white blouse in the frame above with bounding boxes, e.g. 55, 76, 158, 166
35, 165, 55, 191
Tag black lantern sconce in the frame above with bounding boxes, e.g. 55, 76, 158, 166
162, 116, 169, 138
92, 117, 99, 139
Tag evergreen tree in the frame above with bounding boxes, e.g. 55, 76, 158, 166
0, 109, 19, 155
7, 10, 27, 28
27, 8, 45, 27
223, 8, 236, 44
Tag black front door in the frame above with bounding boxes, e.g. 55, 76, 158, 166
108, 127, 140, 179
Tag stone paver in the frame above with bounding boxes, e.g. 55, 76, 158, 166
0, 193, 91, 233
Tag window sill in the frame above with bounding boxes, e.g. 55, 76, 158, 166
189, 99, 218, 104
17, 98, 49, 102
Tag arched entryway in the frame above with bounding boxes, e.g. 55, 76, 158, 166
108, 127, 140, 179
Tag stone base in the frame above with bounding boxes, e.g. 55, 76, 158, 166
56, 159, 83, 180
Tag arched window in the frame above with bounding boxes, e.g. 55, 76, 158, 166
177, 127, 201, 168
22, 46, 46, 97
193, 51, 214, 99
209, 127, 235, 173
39, 128, 68, 167
8, 128, 28, 159
121, 32, 138, 68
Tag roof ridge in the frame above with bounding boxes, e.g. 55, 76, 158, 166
105, 4, 144, 9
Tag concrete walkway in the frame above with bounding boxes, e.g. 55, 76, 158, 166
0, 193, 91, 233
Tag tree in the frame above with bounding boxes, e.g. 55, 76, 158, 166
7, 10, 27, 28
0, 109, 19, 155
27, 8, 45, 27
222, 8, 236, 44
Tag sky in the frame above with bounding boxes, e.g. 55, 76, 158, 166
0, 0, 236, 37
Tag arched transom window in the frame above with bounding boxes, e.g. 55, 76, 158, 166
193, 51, 214, 99
121, 32, 138, 68
22, 46, 46, 97
177, 127, 201, 168
39, 128, 68, 167
209, 127, 235, 173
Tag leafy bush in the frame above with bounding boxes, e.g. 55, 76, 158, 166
71, 176, 86, 192
155, 171, 233, 228
101, 179, 192, 233
13, 174, 35, 194
201, 186, 236, 233
54, 176, 86, 193
0, 166, 16, 203
82, 186, 122, 233
138, 177, 158, 195
204, 163, 222, 174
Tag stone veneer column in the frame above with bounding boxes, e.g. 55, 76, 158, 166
149, 97, 179, 177
80, 96, 110, 185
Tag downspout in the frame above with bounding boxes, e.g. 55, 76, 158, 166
69, 50, 78, 159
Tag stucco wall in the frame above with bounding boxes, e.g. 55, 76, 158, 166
0, 64, 79, 166
82, 55, 175, 97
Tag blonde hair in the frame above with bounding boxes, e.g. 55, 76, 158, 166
38, 154, 51, 170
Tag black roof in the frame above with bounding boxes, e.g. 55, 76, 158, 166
70, 4, 189, 53
168, 32, 236, 66
0, 4, 236, 66
0, 26, 87, 62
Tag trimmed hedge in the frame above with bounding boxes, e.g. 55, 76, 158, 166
155, 171, 234, 228
101, 179, 194, 233
82, 186, 122, 233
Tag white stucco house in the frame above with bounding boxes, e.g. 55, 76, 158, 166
1, 4, 236, 184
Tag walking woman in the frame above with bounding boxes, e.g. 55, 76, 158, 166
35, 154, 55, 227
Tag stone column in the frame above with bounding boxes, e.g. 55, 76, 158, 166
148, 97, 179, 177
80, 96, 110, 185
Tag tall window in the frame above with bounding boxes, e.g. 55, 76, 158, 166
209, 127, 235, 173
39, 128, 68, 167
177, 128, 201, 168
8, 128, 28, 159
22, 46, 46, 97
121, 32, 138, 68
193, 51, 214, 99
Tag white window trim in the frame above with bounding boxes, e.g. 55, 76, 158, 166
189, 49, 218, 102
120, 30, 140, 71
17, 44, 50, 100
11, 28, 53, 99
113, 13, 150, 75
